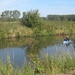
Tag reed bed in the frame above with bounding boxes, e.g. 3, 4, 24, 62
0, 21, 75, 38
0, 47, 75, 75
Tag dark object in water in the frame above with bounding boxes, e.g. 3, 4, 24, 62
63, 40, 72, 46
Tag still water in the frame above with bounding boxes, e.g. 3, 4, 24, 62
0, 35, 75, 67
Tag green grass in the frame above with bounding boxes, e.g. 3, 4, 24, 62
0, 21, 33, 38
0, 21, 75, 38
0, 52, 75, 75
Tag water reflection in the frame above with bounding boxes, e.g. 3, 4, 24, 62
0, 46, 28, 67
0, 36, 75, 67
40, 44, 75, 58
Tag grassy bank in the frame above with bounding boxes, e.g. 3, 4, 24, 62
0, 21, 33, 38
0, 21, 75, 38
0, 53, 75, 75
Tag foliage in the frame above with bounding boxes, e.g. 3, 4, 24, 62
1, 10, 75, 21
0, 9, 75, 37
13, 10, 21, 19
46, 15, 75, 21
0, 10, 21, 21
0, 21, 33, 38
0, 53, 75, 75
22, 10, 42, 28
0, 21, 75, 38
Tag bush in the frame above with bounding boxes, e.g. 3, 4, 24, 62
22, 10, 42, 28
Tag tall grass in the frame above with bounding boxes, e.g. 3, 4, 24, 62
33, 21, 75, 36
0, 51, 75, 75
0, 21, 33, 38
0, 21, 75, 38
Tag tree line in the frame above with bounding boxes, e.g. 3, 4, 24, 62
0, 10, 21, 21
0, 10, 75, 22
46, 15, 75, 21
0, 10, 20, 19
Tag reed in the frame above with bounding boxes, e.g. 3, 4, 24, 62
0, 51, 75, 75
0, 21, 75, 38
0, 21, 33, 38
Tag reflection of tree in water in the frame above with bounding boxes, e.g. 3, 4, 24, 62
26, 36, 57, 61
0, 37, 37, 49
0, 36, 64, 61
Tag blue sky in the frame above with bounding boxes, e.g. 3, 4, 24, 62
0, 0, 75, 17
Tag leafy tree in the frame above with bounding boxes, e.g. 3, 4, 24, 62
46, 15, 75, 21
10, 10, 13, 18
47, 15, 60, 21
60, 16, 68, 21
22, 10, 42, 28
1, 12, 5, 18
13, 10, 20, 19
2, 10, 10, 18
1, 10, 20, 19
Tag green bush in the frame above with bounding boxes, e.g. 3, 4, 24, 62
22, 10, 42, 28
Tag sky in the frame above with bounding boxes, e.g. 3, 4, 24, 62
0, 0, 75, 17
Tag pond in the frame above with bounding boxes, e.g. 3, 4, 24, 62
0, 35, 75, 68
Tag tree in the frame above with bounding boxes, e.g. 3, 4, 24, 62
47, 15, 60, 21
13, 10, 21, 19
60, 16, 68, 21
1, 12, 5, 18
10, 10, 13, 18
22, 10, 42, 28
1, 10, 21, 19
